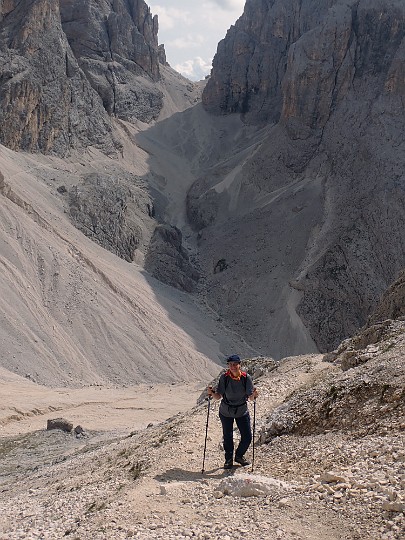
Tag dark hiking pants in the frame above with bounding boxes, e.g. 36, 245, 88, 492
219, 411, 252, 461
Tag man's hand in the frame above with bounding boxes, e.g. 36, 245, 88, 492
250, 388, 259, 400
207, 386, 220, 400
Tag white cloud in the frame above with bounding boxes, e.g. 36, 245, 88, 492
150, 1, 245, 81
149, 4, 192, 30
166, 34, 205, 50
175, 57, 212, 81
206, 0, 245, 11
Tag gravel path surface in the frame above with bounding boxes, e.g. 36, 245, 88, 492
0, 354, 404, 540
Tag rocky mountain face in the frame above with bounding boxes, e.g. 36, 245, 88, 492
203, 0, 337, 123
0, 0, 116, 155
192, 0, 405, 354
0, 0, 200, 282
1, 0, 404, 364
0, 0, 162, 155
59, 0, 163, 123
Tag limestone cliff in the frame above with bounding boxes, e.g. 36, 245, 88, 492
0, 0, 116, 155
195, 0, 405, 353
0, 0, 163, 154
60, 0, 163, 123
203, 0, 337, 123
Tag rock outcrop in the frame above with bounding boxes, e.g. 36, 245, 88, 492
68, 172, 154, 262
203, 0, 337, 123
158, 44, 168, 66
0, 0, 117, 155
60, 0, 163, 123
194, 0, 405, 354
0, 0, 163, 154
368, 270, 405, 325
144, 224, 200, 292
261, 320, 405, 442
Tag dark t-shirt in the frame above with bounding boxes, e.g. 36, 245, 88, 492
217, 372, 254, 418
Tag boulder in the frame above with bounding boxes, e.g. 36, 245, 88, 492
319, 471, 349, 484
74, 425, 86, 438
382, 501, 405, 512
218, 473, 289, 497
47, 418, 73, 432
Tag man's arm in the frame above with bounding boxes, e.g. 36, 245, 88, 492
248, 387, 259, 400
246, 374, 259, 400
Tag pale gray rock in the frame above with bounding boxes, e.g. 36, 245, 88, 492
218, 474, 289, 497
320, 471, 349, 484
334, 319, 403, 370
382, 501, 405, 512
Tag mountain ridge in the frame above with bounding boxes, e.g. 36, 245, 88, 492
0, 0, 405, 378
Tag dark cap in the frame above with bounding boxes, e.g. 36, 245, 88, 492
226, 354, 241, 363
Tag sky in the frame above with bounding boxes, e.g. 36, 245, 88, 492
149, 0, 246, 81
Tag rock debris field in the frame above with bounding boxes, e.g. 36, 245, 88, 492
0, 326, 404, 540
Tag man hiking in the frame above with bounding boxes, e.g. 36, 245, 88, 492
207, 354, 258, 469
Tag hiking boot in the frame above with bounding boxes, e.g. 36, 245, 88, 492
235, 455, 250, 466
223, 459, 233, 469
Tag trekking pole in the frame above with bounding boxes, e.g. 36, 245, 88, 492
251, 398, 256, 473
202, 396, 211, 474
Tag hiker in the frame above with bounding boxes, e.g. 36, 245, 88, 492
207, 354, 258, 469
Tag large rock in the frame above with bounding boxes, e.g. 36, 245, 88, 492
218, 473, 289, 497
47, 418, 73, 432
